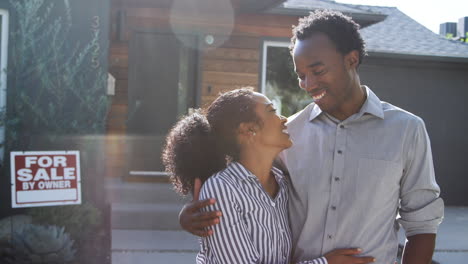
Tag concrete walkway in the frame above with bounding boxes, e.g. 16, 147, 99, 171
112, 206, 468, 264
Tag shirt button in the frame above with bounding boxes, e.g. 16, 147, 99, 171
271, 201, 276, 206
328, 234, 333, 239
331, 206, 336, 210
334, 177, 340, 181
340, 125, 345, 129
337, 150, 343, 154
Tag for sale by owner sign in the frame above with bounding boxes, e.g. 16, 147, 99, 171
11, 151, 82, 208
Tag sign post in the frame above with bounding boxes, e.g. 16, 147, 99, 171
10, 151, 82, 208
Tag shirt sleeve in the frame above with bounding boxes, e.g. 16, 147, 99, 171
296, 256, 328, 264
397, 118, 444, 237
200, 178, 260, 263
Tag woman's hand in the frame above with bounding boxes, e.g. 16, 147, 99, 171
325, 248, 375, 264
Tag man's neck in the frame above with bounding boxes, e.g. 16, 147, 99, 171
327, 85, 367, 121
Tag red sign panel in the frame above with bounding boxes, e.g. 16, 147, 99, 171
10, 151, 82, 208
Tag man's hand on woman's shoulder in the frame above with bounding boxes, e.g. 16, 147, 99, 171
179, 178, 222, 237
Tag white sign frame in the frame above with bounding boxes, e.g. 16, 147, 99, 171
10, 151, 82, 208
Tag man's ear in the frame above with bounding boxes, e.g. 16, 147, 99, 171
345, 50, 360, 69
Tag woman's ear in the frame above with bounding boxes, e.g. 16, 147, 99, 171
237, 122, 256, 143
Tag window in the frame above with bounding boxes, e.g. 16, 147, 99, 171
261, 40, 312, 117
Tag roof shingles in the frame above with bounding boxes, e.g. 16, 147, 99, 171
272, 0, 468, 58
357, 5, 468, 58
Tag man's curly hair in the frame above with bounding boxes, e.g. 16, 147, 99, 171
290, 10, 367, 65
162, 88, 261, 195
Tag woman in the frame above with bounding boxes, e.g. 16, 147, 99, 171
162, 88, 370, 264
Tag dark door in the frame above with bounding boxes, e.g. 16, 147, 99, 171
127, 31, 197, 175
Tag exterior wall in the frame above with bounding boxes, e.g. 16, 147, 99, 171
105, 1, 298, 178
105, 2, 468, 206
359, 56, 468, 205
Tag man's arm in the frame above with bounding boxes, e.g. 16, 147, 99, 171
179, 178, 221, 236
402, 234, 436, 264
398, 119, 443, 263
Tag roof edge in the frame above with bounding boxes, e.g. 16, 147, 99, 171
264, 7, 387, 25
239, 0, 286, 13
367, 51, 468, 64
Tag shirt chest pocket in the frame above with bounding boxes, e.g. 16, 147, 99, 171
355, 158, 403, 203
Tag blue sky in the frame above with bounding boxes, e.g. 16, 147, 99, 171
336, 0, 468, 34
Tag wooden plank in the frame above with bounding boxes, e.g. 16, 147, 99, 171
203, 71, 258, 86
106, 123, 126, 134
123, 17, 292, 41
112, 79, 128, 105
109, 66, 128, 80
233, 24, 294, 38
201, 83, 259, 97
110, 41, 129, 55
109, 53, 128, 68
122, 1, 237, 11
236, 14, 300, 28
109, 104, 128, 116
202, 59, 259, 74
201, 95, 218, 108
106, 104, 128, 133
203, 47, 259, 61
202, 35, 260, 50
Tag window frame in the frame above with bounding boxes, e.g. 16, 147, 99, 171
0, 9, 9, 163
260, 40, 290, 94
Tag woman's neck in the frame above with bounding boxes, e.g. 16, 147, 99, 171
238, 148, 279, 197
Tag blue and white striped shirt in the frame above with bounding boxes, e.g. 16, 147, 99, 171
197, 162, 327, 264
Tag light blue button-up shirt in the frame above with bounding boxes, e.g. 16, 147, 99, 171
279, 86, 444, 264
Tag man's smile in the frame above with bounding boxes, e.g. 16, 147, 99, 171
310, 89, 327, 101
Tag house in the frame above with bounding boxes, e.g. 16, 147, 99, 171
105, 0, 468, 206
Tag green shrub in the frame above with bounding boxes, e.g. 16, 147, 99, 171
26, 202, 101, 244
9, 224, 76, 264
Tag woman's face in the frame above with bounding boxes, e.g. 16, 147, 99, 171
250, 92, 293, 151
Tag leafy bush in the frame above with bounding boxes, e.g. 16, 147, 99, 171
26, 202, 101, 244
8, 224, 76, 264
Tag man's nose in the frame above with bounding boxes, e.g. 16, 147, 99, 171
304, 75, 319, 91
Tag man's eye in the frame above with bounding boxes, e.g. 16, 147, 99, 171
314, 70, 324, 75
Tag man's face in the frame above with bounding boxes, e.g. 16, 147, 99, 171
292, 32, 359, 117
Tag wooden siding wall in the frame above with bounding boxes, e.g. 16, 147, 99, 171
106, 1, 298, 177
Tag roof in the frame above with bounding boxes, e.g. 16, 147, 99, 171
266, 0, 468, 60
266, 0, 387, 26
356, 5, 468, 59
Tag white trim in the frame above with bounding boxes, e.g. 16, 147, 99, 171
129, 171, 169, 176
0, 9, 9, 163
260, 40, 290, 94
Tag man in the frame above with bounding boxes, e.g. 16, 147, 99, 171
180, 10, 444, 264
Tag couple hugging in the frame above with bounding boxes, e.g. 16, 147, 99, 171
162, 10, 444, 264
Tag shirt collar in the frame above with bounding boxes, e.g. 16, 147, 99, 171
225, 161, 255, 181
308, 85, 384, 122
225, 161, 286, 183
